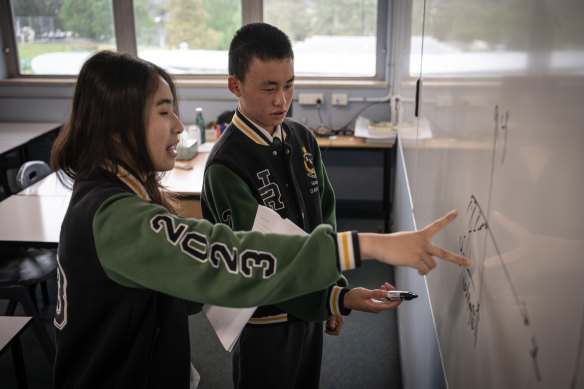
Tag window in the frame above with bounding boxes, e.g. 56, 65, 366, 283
410, 0, 584, 77
135, 0, 241, 74
2, 0, 383, 79
8, 0, 116, 75
264, 0, 378, 77
410, 0, 531, 77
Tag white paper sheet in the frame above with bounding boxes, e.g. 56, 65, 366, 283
202, 304, 256, 352
251, 204, 307, 235
203, 205, 306, 351
354, 115, 397, 143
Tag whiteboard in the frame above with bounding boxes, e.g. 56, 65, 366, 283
399, 1, 584, 388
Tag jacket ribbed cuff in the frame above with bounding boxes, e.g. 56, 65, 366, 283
327, 286, 352, 316
331, 231, 361, 271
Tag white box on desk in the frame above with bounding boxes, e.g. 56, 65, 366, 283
176, 138, 198, 160
354, 116, 397, 144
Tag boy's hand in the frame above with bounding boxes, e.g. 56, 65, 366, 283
343, 282, 402, 313
325, 314, 344, 336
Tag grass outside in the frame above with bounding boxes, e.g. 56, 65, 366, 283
17, 40, 115, 74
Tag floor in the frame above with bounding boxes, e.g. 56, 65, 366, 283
0, 217, 403, 389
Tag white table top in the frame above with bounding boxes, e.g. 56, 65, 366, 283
15, 161, 207, 198
0, 157, 206, 246
0, 194, 70, 245
0, 316, 32, 353
0, 122, 61, 155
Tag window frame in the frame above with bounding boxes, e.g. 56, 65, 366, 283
0, 0, 390, 88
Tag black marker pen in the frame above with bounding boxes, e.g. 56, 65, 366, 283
386, 291, 418, 301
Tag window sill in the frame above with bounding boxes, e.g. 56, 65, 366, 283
0, 76, 388, 90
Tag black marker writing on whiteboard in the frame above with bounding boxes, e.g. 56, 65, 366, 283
458, 194, 541, 382
386, 291, 418, 301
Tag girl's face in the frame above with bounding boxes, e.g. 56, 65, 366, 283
145, 77, 184, 172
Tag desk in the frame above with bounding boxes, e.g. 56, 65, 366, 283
0, 316, 32, 353
0, 148, 208, 243
0, 173, 70, 246
0, 122, 61, 156
0, 316, 32, 388
164, 136, 396, 225
0, 122, 62, 196
0, 133, 394, 246
316, 135, 395, 232
0, 155, 209, 248
315, 135, 394, 149
163, 152, 209, 218
0, 195, 70, 247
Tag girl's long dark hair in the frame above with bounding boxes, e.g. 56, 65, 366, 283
51, 50, 179, 212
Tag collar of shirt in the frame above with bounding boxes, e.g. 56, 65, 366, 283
232, 108, 286, 146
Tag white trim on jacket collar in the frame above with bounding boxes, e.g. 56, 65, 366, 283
105, 162, 151, 201
232, 110, 287, 146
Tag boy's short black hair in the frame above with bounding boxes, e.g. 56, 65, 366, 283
228, 22, 294, 81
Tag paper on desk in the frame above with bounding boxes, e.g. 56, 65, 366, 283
354, 115, 397, 143
203, 205, 306, 352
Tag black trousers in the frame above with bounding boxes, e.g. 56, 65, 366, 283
233, 320, 324, 389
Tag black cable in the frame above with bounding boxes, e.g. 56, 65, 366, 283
313, 99, 330, 136
313, 99, 389, 138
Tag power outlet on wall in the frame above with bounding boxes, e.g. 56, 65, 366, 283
298, 93, 324, 105
331, 93, 348, 106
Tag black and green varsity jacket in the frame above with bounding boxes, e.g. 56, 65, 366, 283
201, 110, 352, 325
53, 165, 360, 388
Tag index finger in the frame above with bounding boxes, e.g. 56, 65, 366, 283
422, 210, 458, 237
430, 245, 471, 267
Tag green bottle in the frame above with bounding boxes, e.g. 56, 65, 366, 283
195, 107, 205, 144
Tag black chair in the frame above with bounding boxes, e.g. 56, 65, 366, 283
0, 161, 57, 360
0, 150, 23, 199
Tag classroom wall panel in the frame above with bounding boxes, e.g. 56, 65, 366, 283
0, 86, 391, 131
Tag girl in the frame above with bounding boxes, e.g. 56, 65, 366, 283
50, 50, 469, 388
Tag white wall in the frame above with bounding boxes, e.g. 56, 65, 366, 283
0, 79, 393, 130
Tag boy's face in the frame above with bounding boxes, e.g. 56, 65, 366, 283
228, 57, 294, 134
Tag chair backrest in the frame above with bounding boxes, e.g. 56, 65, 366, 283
16, 161, 52, 191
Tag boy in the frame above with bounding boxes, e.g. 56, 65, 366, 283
202, 23, 390, 388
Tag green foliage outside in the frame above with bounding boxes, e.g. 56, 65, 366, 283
16, 0, 582, 60
135, 0, 159, 48
202, 0, 240, 50
12, 0, 65, 30
165, 0, 214, 49
14, 0, 376, 52
61, 0, 114, 42
17, 42, 114, 74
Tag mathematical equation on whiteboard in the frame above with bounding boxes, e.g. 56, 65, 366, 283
457, 195, 542, 382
